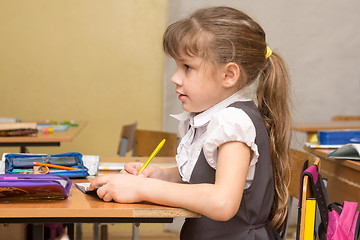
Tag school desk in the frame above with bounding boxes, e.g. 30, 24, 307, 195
0, 121, 86, 153
0, 156, 199, 240
294, 120, 360, 142
305, 146, 360, 210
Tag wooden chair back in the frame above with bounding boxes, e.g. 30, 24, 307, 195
117, 122, 137, 156
298, 157, 320, 240
282, 149, 319, 239
288, 149, 318, 199
134, 129, 178, 157
332, 115, 360, 121
288, 149, 321, 240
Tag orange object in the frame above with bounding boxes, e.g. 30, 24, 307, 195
33, 162, 78, 171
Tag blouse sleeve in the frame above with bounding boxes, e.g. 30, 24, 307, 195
203, 107, 259, 171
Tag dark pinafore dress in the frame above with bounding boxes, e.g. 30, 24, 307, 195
180, 101, 280, 240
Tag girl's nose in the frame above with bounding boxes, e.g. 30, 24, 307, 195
171, 71, 183, 86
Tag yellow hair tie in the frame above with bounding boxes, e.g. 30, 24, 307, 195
265, 46, 272, 59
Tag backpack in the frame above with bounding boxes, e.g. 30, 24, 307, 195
299, 161, 360, 240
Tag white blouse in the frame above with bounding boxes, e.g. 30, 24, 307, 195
171, 90, 259, 188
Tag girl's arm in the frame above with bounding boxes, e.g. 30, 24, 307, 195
90, 141, 250, 221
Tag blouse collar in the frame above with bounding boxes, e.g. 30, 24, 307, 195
171, 89, 251, 128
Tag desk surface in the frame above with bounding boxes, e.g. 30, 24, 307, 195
306, 147, 360, 172
0, 121, 86, 144
294, 120, 360, 132
305, 147, 360, 207
0, 157, 199, 224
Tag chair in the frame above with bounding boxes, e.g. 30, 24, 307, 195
118, 126, 178, 157
297, 158, 320, 240
283, 149, 318, 239
331, 115, 360, 121
118, 122, 138, 156
133, 129, 178, 157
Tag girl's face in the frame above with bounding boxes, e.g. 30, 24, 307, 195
171, 55, 228, 113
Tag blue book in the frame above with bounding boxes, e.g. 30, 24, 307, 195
319, 130, 360, 145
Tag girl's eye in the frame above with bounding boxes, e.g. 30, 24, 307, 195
184, 64, 192, 71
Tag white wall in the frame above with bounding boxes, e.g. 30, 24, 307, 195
163, 0, 360, 149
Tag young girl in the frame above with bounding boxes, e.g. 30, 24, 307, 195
90, 6, 292, 239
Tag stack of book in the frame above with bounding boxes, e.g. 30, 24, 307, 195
0, 122, 38, 137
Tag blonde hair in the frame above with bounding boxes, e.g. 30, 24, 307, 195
163, 6, 292, 232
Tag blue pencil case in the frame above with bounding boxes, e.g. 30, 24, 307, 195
4, 152, 89, 178
319, 130, 360, 145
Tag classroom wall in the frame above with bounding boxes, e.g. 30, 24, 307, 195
0, 0, 168, 156
162, 0, 360, 149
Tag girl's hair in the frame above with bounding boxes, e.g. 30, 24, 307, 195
163, 6, 292, 232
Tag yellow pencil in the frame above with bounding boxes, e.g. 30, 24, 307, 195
33, 162, 79, 171
137, 139, 166, 175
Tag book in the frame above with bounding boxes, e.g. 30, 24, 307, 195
97, 162, 176, 171
319, 130, 360, 145
0, 122, 38, 137
304, 198, 316, 240
305, 142, 343, 149
75, 182, 99, 194
327, 144, 360, 160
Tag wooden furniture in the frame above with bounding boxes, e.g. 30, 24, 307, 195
0, 157, 198, 240
332, 115, 360, 121
117, 122, 137, 156
117, 125, 178, 157
0, 121, 86, 153
298, 158, 320, 240
288, 149, 318, 199
305, 146, 360, 208
284, 149, 318, 239
134, 129, 178, 157
294, 120, 360, 142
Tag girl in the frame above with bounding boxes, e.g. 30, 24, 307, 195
90, 6, 292, 239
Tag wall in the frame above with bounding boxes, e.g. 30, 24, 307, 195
163, 0, 360, 149
0, 0, 168, 156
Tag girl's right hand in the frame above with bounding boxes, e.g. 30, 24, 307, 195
120, 162, 163, 179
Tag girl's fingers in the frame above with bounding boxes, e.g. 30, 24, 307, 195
89, 175, 109, 190
124, 162, 143, 175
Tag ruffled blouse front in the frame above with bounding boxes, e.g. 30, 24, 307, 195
172, 90, 260, 188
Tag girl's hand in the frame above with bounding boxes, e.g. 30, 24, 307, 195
120, 162, 163, 179
89, 174, 144, 203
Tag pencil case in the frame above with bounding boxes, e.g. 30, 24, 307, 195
319, 130, 360, 145
4, 152, 89, 178
0, 174, 71, 199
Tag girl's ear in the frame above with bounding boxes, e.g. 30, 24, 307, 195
222, 62, 240, 88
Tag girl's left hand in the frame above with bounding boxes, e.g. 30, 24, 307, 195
89, 174, 144, 203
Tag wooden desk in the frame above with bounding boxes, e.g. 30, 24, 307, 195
0, 121, 86, 152
0, 157, 198, 239
294, 120, 360, 142
305, 147, 360, 208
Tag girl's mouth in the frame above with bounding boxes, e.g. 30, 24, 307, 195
178, 94, 187, 101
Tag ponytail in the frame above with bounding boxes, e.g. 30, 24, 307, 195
257, 52, 292, 232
